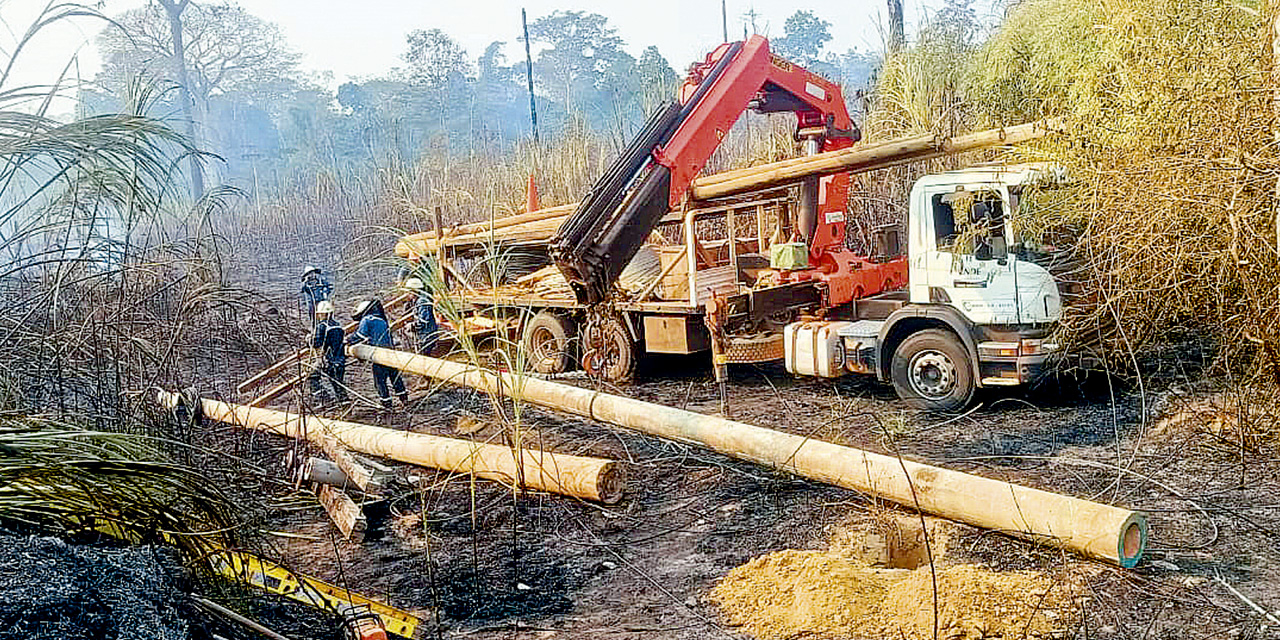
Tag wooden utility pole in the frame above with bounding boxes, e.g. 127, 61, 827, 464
157, 0, 204, 200
158, 391, 625, 503
887, 0, 905, 53
350, 344, 1149, 568
522, 8, 538, 145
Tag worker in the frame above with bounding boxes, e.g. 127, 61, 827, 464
347, 299, 409, 409
308, 300, 347, 402
402, 277, 439, 355
300, 266, 333, 323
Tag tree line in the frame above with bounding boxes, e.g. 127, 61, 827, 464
81, 3, 882, 198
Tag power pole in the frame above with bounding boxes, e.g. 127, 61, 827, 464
522, 8, 538, 145
721, 0, 728, 42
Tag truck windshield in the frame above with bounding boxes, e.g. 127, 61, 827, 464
932, 190, 1006, 260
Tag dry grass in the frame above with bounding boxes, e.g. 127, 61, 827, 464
964, 0, 1280, 383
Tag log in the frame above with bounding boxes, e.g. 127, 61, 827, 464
392, 121, 1056, 258
446, 204, 576, 237
315, 435, 381, 494
156, 391, 624, 504
688, 119, 1062, 201
298, 456, 350, 487
314, 483, 365, 541
350, 345, 1147, 568
395, 205, 576, 257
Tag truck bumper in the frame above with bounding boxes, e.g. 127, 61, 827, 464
976, 341, 1058, 387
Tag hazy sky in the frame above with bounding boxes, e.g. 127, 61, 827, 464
2, 0, 998, 105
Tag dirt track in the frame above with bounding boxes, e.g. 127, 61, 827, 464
217, 221, 1280, 640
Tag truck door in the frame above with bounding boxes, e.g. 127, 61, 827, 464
922, 187, 1022, 325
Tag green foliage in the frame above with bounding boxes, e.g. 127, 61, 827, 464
772, 10, 832, 66
636, 46, 679, 113
959, 0, 1280, 378
526, 10, 626, 106
865, 0, 981, 138
403, 28, 473, 90
0, 417, 240, 559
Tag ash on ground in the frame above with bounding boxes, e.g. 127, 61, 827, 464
0, 532, 196, 640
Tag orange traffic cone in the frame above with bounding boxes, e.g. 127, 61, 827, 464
525, 173, 540, 213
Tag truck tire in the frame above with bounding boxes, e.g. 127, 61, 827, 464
582, 316, 637, 383
890, 329, 975, 412
522, 311, 576, 374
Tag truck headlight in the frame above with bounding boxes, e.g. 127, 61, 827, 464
1019, 339, 1059, 356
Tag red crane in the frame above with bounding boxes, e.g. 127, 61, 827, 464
551, 35, 906, 308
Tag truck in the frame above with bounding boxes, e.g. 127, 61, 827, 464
397, 36, 1063, 411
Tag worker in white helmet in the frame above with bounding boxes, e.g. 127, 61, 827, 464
402, 277, 439, 355
300, 266, 333, 326
348, 298, 408, 409
308, 300, 346, 402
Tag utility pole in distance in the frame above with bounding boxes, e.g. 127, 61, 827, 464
522, 8, 538, 145
721, 0, 728, 42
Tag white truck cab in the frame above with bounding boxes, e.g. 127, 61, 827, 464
786, 163, 1067, 411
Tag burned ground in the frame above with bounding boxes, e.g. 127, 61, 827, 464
162, 220, 1280, 640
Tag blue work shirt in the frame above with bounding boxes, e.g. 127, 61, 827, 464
312, 318, 346, 364
300, 277, 333, 316
414, 292, 437, 335
348, 314, 395, 348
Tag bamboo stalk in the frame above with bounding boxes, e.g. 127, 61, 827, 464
156, 391, 624, 504
349, 345, 1147, 568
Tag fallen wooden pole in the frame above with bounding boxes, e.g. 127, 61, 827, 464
156, 391, 624, 504
350, 345, 1147, 568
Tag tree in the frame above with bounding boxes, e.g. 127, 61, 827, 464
97, 2, 302, 192
98, 2, 301, 117
156, 0, 201, 199
403, 28, 472, 90
526, 11, 626, 111
772, 10, 832, 66
636, 46, 678, 111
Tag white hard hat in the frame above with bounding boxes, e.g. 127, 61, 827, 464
315, 300, 334, 315
353, 300, 372, 318
302, 266, 321, 278
403, 277, 425, 290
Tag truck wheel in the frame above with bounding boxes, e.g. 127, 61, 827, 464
582, 317, 637, 383
522, 312, 576, 374
890, 329, 975, 412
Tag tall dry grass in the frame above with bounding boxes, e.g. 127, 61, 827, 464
0, 4, 280, 554
966, 0, 1280, 383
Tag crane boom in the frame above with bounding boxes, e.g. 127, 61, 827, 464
550, 36, 859, 305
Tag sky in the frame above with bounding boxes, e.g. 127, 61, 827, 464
0, 0, 1000, 108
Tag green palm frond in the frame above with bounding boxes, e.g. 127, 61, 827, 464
0, 416, 240, 560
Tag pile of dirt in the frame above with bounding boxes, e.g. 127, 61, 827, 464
711, 517, 1080, 640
